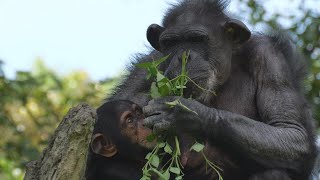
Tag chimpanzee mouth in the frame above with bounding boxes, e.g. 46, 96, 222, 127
140, 139, 157, 149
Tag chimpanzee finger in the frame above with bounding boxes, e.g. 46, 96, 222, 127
147, 96, 180, 105
143, 103, 169, 117
143, 113, 167, 128
147, 99, 156, 105
153, 121, 171, 134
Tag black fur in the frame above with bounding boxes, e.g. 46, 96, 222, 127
109, 51, 163, 107
108, 0, 317, 179
85, 101, 149, 180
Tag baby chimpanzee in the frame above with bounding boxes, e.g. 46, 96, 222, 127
85, 100, 156, 180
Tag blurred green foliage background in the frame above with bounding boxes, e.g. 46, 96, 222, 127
0, 0, 319, 179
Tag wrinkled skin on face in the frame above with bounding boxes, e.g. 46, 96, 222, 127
147, 6, 250, 104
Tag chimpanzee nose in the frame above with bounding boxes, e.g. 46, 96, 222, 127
164, 58, 181, 78
164, 50, 190, 78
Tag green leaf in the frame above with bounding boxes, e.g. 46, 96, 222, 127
164, 143, 173, 154
136, 61, 159, 80
156, 72, 167, 83
157, 72, 171, 96
148, 66, 158, 77
146, 133, 156, 142
145, 152, 152, 160
169, 167, 181, 175
143, 169, 152, 177
136, 62, 153, 69
175, 176, 183, 180
158, 83, 171, 96
158, 142, 165, 148
150, 82, 161, 98
190, 142, 205, 152
154, 54, 170, 67
151, 155, 160, 168
161, 170, 170, 180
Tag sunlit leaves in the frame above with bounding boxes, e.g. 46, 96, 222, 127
0, 59, 117, 179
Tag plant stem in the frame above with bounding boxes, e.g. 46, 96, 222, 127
201, 151, 223, 180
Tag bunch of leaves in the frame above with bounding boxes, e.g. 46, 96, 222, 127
141, 136, 184, 180
137, 53, 214, 99
137, 52, 222, 180
136, 52, 186, 98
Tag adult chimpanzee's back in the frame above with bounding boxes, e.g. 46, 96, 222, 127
109, 0, 317, 179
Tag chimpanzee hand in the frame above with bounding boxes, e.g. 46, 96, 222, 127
143, 96, 216, 137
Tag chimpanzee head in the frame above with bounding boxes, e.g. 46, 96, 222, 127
147, 0, 251, 103
91, 100, 155, 160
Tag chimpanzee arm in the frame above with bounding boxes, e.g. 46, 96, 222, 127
206, 67, 314, 169
204, 93, 313, 170
226, 42, 317, 172
108, 50, 163, 106
144, 94, 313, 172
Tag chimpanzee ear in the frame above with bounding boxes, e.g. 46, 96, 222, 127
91, 133, 117, 158
224, 19, 251, 45
147, 24, 165, 51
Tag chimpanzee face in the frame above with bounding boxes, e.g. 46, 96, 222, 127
90, 100, 155, 158
119, 103, 155, 149
147, 3, 250, 103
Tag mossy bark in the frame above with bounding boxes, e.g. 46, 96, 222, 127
24, 103, 96, 180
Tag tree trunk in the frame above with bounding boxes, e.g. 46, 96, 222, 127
24, 103, 96, 180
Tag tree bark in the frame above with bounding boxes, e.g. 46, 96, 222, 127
24, 103, 96, 180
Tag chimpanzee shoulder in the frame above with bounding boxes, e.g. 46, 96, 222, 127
107, 50, 163, 106
267, 31, 308, 91
237, 32, 308, 91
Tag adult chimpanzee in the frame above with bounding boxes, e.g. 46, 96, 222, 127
85, 100, 155, 180
109, 0, 317, 179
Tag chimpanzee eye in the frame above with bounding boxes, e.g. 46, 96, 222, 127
160, 34, 180, 48
187, 33, 209, 43
127, 118, 133, 123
